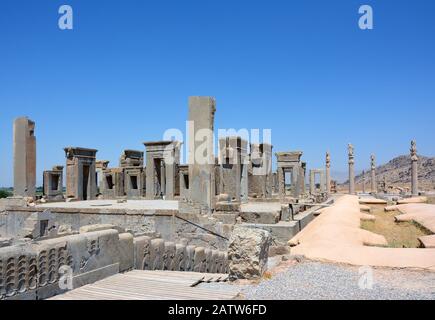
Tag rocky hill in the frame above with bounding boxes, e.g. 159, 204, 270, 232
340, 155, 435, 192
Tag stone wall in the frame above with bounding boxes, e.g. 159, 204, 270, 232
0, 225, 231, 300
1, 207, 233, 250
133, 236, 229, 274
0, 229, 124, 300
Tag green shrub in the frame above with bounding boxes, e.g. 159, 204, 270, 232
0, 189, 12, 199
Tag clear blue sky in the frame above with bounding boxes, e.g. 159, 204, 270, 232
1, 0, 434, 186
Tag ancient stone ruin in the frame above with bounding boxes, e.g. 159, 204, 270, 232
13, 117, 36, 198
0, 100, 426, 300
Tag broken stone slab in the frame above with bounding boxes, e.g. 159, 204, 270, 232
293, 210, 316, 230
360, 204, 371, 212
79, 224, 126, 234
239, 210, 280, 224
280, 204, 292, 222
215, 202, 240, 212
212, 213, 238, 224
359, 198, 387, 205
228, 225, 271, 280
418, 235, 435, 248
243, 221, 300, 246
384, 205, 398, 212
397, 196, 428, 204
360, 213, 376, 221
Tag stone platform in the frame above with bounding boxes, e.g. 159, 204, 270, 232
37, 199, 179, 211
49, 270, 240, 300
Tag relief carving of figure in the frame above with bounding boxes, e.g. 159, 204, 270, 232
174, 244, 186, 271
163, 242, 175, 271
151, 239, 164, 270
185, 246, 195, 272
142, 240, 151, 270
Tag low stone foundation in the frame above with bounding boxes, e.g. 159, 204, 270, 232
0, 224, 231, 300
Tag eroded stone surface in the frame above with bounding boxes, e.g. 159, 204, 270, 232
228, 226, 271, 280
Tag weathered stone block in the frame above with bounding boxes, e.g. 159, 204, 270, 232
215, 202, 240, 212
150, 239, 164, 270
133, 236, 151, 270
118, 233, 134, 272
228, 226, 271, 280
239, 211, 280, 224
79, 224, 125, 234
163, 241, 176, 270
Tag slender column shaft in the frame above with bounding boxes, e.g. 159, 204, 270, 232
411, 140, 418, 196
348, 144, 355, 195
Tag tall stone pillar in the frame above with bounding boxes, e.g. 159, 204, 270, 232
160, 160, 166, 198
300, 162, 306, 194
96, 160, 109, 192
410, 140, 419, 196
361, 170, 366, 193
309, 170, 315, 195
325, 152, 331, 194
348, 143, 355, 195
218, 136, 248, 203
13, 117, 36, 198
370, 154, 376, 193
188, 96, 216, 213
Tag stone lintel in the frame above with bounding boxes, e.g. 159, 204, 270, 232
276, 151, 303, 163
64, 147, 98, 158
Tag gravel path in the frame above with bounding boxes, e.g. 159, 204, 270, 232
200, 259, 435, 300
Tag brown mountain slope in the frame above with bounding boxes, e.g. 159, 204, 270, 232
340, 155, 435, 192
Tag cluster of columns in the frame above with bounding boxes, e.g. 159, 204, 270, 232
346, 141, 419, 195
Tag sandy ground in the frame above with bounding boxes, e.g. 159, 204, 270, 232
361, 205, 429, 248
288, 195, 435, 270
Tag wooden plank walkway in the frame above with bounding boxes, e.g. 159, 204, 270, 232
49, 270, 239, 300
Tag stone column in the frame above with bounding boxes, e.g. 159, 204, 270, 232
300, 162, 306, 194
410, 140, 419, 196
362, 170, 366, 193
370, 154, 376, 193
145, 151, 155, 199
96, 160, 109, 193
309, 170, 315, 195
348, 143, 355, 195
160, 160, 166, 198
188, 96, 216, 213
325, 152, 331, 194
320, 171, 326, 193
382, 176, 387, 193
277, 168, 285, 200
13, 117, 36, 198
